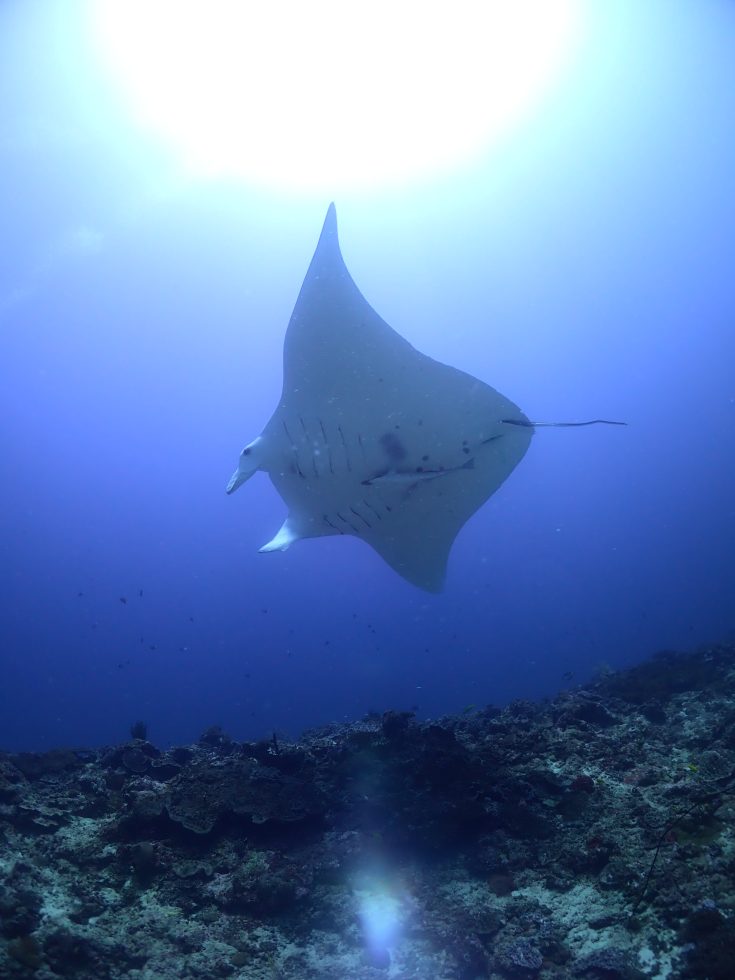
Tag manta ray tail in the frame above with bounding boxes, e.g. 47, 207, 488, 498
502, 418, 627, 428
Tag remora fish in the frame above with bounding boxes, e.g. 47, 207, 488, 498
362, 457, 475, 488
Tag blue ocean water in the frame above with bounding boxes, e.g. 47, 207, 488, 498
2, 2, 734, 752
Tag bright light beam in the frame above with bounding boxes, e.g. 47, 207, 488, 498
356, 881, 404, 968
90, 0, 582, 193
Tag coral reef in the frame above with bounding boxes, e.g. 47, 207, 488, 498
2, 643, 735, 978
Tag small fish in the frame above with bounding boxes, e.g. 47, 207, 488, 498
362, 457, 475, 489
138, 589, 143, 597
119, 597, 127, 604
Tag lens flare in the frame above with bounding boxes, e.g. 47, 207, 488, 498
357, 881, 404, 967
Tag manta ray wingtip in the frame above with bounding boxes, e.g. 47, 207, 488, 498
322, 201, 338, 234
259, 518, 302, 553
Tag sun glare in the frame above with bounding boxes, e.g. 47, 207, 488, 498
90, 0, 582, 193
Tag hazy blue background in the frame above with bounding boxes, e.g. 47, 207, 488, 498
2, 1, 734, 751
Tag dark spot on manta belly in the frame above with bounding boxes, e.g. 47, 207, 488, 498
380, 432, 407, 462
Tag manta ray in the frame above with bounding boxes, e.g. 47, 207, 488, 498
227, 204, 623, 592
